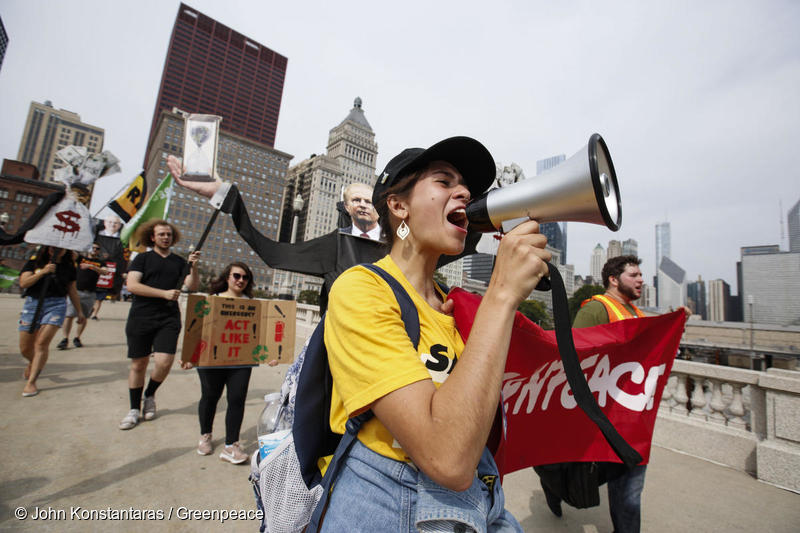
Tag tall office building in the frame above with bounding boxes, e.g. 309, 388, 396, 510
707, 279, 730, 322
0, 16, 8, 72
146, 3, 287, 165
436, 260, 464, 289
655, 221, 670, 273
540, 222, 566, 265
607, 239, 622, 260
272, 98, 378, 297
655, 221, 671, 305
0, 161, 62, 270
463, 253, 494, 284
622, 238, 638, 257
590, 243, 605, 282
657, 255, 686, 311
687, 276, 707, 320
789, 197, 800, 252
536, 154, 566, 174
740, 246, 800, 326
641, 284, 657, 309
145, 109, 292, 289
16, 101, 104, 182
537, 154, 567, 264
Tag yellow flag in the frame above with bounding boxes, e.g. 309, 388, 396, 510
108, 173, 147, 223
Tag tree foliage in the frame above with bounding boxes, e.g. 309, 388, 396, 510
517, 299, 553, 329
568, 284, 605, 322
297, 289, 320, 305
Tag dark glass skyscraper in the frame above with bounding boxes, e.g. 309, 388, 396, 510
146, 3, 287, 164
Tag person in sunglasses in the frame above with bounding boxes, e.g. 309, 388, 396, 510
180, 262, 267, 464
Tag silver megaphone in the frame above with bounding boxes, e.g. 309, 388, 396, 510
466, 133, 621, 232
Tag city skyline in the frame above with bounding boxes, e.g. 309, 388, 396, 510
0, 1, 798, 289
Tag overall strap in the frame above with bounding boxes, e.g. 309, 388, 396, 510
361, 263, 421, 350
307, 263, 420, 532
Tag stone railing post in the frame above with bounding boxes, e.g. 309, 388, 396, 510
727, 383, 747, 430
707, 379, 727, 425
659, 375, 675, 415
689, 377, 707, 420
672, 373, 689, 416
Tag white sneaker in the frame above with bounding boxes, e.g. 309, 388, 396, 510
143, 396, 156, 421
198, 433, 213, 456
119, 409, 140, 430
219, 442, 248, 464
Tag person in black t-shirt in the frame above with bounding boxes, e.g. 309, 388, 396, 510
57, 244, 107, 350
18, 246, 85, 397
119, 219, 200, 430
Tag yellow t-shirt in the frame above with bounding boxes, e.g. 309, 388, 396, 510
324, 255, 465, 462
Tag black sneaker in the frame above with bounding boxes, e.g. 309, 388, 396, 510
73, 338, 83, 348
91, 316, 98, 321
56, 338, 68, 350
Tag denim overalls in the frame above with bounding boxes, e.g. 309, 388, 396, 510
321, 439, 522, 533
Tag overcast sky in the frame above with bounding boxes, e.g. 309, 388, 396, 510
1, 0, 798, 289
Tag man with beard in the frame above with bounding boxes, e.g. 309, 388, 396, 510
119, 220, 200, 430
341, 182, 381, 240
541, 255, 647, 532
574, 255, 646, 328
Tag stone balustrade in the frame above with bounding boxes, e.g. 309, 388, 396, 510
655, 359, 800, 492
294, 302, 321, 339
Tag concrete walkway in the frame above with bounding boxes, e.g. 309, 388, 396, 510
0, 294, 798, 532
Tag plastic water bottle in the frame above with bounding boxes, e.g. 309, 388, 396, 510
257, 392, 290, 461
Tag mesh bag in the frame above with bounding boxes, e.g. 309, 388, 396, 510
250, 432, 323, 533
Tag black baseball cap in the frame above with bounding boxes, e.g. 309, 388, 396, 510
372, 136, 496, 205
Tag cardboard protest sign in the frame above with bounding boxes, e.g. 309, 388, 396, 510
448, 287, 684, 476
181, 295, 295, 367
95, 261, 116, 290
258, 300, 297, 365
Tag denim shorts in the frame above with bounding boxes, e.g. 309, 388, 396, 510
19, 296, 67, 331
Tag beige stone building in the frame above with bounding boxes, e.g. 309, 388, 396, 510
287, 97, 378, 242
271, 98, 378, 297
17, 101, 104, 183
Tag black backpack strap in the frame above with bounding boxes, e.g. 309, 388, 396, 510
547, 262, 642, 468
361, 263, 421, 350
306, 263, 421, 532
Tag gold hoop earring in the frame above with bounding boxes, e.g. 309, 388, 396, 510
396, 220, 410, 241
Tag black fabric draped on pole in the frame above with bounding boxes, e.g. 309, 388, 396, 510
219, 184, 481, 312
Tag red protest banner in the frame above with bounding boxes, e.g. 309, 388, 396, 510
448, 288, 685, 476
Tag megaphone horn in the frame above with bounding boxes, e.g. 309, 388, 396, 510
466, 133, 622, 232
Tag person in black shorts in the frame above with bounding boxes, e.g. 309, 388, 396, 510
57, 244, 106, 349
119, 219, 200, 430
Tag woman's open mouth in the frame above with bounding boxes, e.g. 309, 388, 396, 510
447, 208, 468, 232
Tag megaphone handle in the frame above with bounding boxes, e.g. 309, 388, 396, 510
535, 264, 552, 292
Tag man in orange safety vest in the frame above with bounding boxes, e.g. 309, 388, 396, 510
544, 255, 648, 532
